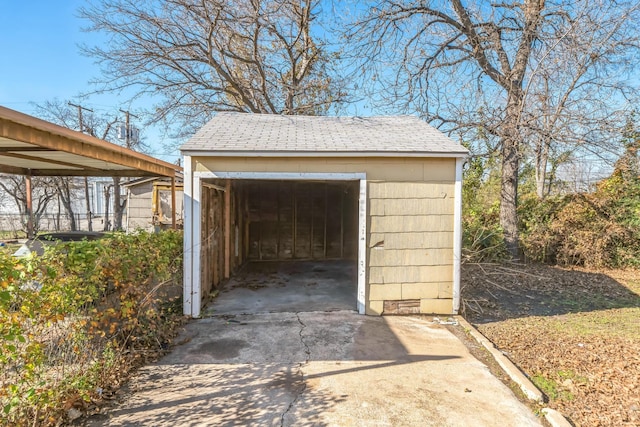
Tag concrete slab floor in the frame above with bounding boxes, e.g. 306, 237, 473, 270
203, 260, 358, 316
85, 312, 544, 427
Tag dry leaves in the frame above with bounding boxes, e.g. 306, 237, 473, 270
462, 263, 640, 427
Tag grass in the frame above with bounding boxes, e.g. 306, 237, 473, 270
531, 373, 578, 401
0, 230, 25, 240
547, 307, 640, 339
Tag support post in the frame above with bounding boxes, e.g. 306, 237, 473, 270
25, 172, 34, 239
171, 175, 177, 229
183, 157, 193, 316
452, 157, 464, 314
224, 179, 231, 279
357, 178, 367, 315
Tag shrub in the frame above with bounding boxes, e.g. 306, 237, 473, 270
0, 230, 184, 425
520, 173, 640, 268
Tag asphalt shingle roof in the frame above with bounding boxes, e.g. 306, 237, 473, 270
180, 112, 468, 156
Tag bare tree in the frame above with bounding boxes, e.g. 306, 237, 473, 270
34, 100, 122, 230
79, 0, 349, 135
0, 175, 57, 234
349, 0, 640, 257
51, 177, 83, 231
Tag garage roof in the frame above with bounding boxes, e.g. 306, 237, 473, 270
180, 113, 468, 157
0, 106, 180, 177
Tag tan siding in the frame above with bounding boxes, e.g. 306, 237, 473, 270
194, 157, 456, 181
420, 298, 454, 314
368, 182, 455, 199
369, 248, 452, 266
369, 198, 454, 216
369, 265, 453, 284
369, 232, 453, 249
438, 282, 454, 298
369, 283, 402, 300
401, 282, 439, 299
370, 215, 454, 233
366, 300, 384, 316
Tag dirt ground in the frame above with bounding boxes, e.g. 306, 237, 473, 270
461, 263, 640, 427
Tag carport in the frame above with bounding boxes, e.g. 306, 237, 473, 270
0, 106, 181, 234
181, 113, 468, 317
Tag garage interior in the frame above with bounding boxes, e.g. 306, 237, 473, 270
199, 178, 360, 313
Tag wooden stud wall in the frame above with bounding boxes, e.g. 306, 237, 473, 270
200, 180, 247, 297
246, 180, 358, 261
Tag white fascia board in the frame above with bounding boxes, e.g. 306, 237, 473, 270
181, 150, 469, 159
452, 157, 464, 314
357, 178, 367, 315
183, 156, 193, 316
191, 174, 202, 318
194, 171, 366, 181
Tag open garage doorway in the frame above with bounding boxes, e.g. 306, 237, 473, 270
186, 175, 366, 317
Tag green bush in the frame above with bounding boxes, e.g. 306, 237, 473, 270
461, 150, 508, 262
0, 230, 184, 425
520, 173, 640, 268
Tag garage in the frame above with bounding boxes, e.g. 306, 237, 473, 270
181, 113, 468, 317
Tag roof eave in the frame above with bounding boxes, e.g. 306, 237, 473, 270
179, 150, 469, 159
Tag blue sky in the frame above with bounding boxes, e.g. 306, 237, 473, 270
1, 1, 100, 109
0, 0, 178, 162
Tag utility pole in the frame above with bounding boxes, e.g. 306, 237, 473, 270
69, 102, 94, 232
114, 109, 139, 230
119, 109, 139, 149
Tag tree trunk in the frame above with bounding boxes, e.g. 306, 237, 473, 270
500, 136, 520, 258
112, 177, 127, 231
103, 186, 111, 231
535, 137, 550, 199
500, 99, 522, 259
85, 177, 93, 231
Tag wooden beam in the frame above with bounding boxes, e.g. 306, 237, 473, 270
0, 147, 52, 152
0, 115, 177, 177
0, 151, 102, 171
0, 164, 29, 175
26, 169, 161, 177
224, 179, 231, 279
201, 182, 227, 192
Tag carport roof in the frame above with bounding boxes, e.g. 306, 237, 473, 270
0, 106, 181, 177
180, 113, 468, 158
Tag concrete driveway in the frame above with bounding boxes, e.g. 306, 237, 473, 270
88, 262, 543, 426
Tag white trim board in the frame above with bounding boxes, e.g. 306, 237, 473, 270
452, 158, 464, 314
183, 156, 194, 316
194, 171, 366, 181
185, 171, 368, 316
182, 150, 469, 158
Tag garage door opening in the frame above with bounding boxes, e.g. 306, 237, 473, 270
194, 178, 363, 316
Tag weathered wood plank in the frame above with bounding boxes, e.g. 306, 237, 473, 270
369, 198, 454, 216
369, 265, 453, 284
383, 299, 421, 315
370, 215, 454, 233
368, 181, 454, 199
368, 248, 453, 266
369, 232, 454, 249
